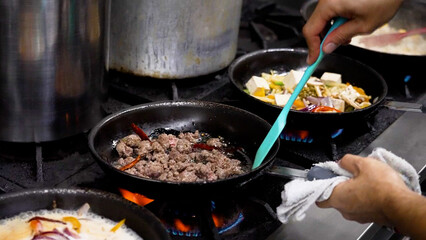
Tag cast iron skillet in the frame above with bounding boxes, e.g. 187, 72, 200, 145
228, 48, 388, 130
0, 188, 171, 240
88, 101, 280, 200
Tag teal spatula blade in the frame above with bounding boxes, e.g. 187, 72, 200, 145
252, 17, 347, 169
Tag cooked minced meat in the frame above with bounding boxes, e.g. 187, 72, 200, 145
114, 130, 246, 182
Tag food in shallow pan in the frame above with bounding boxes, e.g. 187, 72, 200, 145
114, 124, 249, 183
244, 70, 371, 112
351, 24, 426, 56
0, 203, 142, 240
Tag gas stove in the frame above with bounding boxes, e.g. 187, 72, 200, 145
0, 1, 425, 240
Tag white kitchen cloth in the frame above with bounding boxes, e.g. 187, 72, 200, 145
276, 147, 421, 224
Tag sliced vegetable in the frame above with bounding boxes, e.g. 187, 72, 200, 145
62, 216, 81, 233
63, 228, 80, 239
193, 143, 215, 151
110, 219, 126, 232
269, 83, 282, 90
353, 86, 366, 95
293, 99, 305, 109
131, 123, 150, 141
312, 106, 341, 113
29, 219, 43, 234
77, 203, 90, 217
28, 217, 66, 225
119, 155, 142, 171
299, 105, 317, 112
32, 230, 69, 240
273, 80, 284, 86
253, 95, 275, 104
252, 88, 265, 97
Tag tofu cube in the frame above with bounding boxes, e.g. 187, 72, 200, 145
307, 76, 323, 86
320, 72, 342, 85
274, 93, 291, 107
331, 98, 345, 112
282, 70, 304, 89
245, 76, 270, 96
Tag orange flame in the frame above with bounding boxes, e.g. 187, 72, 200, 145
118, 188, 154, 206
298, 130, 309, 140
174, 219, 192, 232
212, 214, 224, 228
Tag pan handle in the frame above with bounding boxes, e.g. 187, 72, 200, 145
383, 101, 426, 113
267, 165, 338, 180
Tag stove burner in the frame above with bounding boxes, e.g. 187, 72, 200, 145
280, 129, 312, 143
166, 207, 244, 238
117, 187, 284, 240
280, 128, 344, 143
118, 189, 244, 238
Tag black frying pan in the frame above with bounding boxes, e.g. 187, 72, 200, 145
88, 101, 280, 199
228, 48, 390, 130
0, 188, 171, 240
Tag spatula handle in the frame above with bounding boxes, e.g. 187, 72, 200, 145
252, 17, 347, 170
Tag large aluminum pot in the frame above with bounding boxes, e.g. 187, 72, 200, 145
108, 0, 243, 79
0, 0, 107, 142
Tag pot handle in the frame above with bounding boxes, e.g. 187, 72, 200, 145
383, 101, 426, 113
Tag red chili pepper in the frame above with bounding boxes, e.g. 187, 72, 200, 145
131, 123, 150, 141
120, 155, 142, 171
311, 106, 341, 113
193, 143, 216, 151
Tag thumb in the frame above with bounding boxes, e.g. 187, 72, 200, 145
322, 20, 362, 54
338, 154, 363, 177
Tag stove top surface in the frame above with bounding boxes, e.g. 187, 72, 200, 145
1, 1, 425, 240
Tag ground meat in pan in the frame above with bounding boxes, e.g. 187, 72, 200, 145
114, 130, 246, 182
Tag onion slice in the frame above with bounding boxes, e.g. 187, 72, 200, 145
63, 228, 80, 239
32, 230, 70, 240
77, 203, 90, 217
299, 105, 317, 112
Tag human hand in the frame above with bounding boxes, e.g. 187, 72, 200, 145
303, 0, 404, 64
316, 154, 410, 226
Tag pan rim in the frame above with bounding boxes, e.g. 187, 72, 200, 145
88, 100, 280, 186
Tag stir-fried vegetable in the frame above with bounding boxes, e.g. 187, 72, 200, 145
312, 106, 341, 113
110, 219, 126, 232
62, 216, 81, 233
244, 70, 372, 113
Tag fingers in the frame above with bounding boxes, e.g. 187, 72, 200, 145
338, 154, 363, 177
303, 1, 336, 64
304, 33, 321, 65
316, 199, 331, 208
321, 19, 365, 54
316, 180, 348, 209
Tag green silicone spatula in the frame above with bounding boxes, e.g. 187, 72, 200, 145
252, 17, 347, 169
